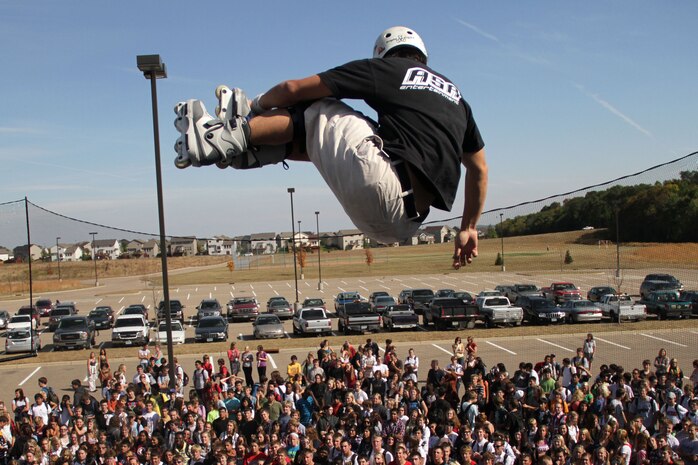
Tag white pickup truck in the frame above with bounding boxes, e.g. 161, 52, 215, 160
292, 307, 332, 336
598, 294, 647, 322
111, 314, 150, 346
476, 296, 524, 328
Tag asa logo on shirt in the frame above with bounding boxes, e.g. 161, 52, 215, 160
400, 67, 461, 103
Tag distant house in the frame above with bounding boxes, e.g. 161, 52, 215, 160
403, 229, 435, 246
334, 229, 365, 250
0, 246, 12, 261
207, 236, 235, 256
48, 243, 68, 262
423, 225, 457, 243
13, 244, 44, 262
169, 237, 198, 256
92, 239, 121, 260
141, 240, 160, 258
62, 244, 84, 262
249, 233, 277, 255
126, 240, 144, 256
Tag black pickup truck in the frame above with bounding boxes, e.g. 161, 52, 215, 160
423, 297, 479, 330
336, 302, 382, 334
409, 288, 435, 315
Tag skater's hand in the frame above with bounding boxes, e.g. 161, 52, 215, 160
453, 228, 478, 269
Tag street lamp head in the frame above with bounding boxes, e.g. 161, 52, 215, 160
137, 55, 167, 79
315, 211, 319, 215
287, 187, 295, 194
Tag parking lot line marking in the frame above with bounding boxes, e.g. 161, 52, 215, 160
358, 280, 365, 284
230, 292, 234, 298
690, 331, 698, 336
141, 296, 145, 303
250, 285, 254, 290
431, 343, 453, 356
536, 338, 574, 352
118, 297, 124, 304
640, 333, 688, 347
594, 336, 630, 350
187, 294, 190, 301
195, 287, 198, 292
268, 354, 277, 369
341, 281, 347, 285
485, 341, 517, 355
381, 285, 391, 290
95, 298, 103, 305
305, 282, 310, 287
19, 367, 41, 386
284, 332, 290, 339
337, 287, 346, 293
214, 287, 217, 292
252, 291, 257, 296
360, 286, 368, 291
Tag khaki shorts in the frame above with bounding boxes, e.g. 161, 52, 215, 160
304, 98, 421, 244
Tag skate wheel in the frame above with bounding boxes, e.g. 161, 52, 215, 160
174, 154, 191, 169
215, 105, 224, 118
215, 85, 230, 99
174, 102, 185, 114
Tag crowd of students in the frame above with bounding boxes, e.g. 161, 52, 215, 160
1, 335, 697, 465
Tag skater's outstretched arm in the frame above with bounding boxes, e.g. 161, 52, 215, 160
453, 148, 488, 269
252, 75, 332, 113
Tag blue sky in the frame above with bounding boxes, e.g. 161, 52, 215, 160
1, 1, 696, 247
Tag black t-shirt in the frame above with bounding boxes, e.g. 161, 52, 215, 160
318, 57, 484, 211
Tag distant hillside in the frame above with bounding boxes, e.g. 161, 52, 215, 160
498, 171, 697, 242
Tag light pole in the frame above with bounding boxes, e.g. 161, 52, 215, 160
615, 206, 620, 279
89, 232, 98, 286
315, 211, 322, 290
56, 237, 61, 281
298, 220, 303, 279
288, 188, 300, 309
499, 213, 505, 272
137, 54, 175, 390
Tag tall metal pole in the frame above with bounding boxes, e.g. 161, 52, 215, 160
288, 188, 299, 309
89, 232, 98, 286
615, 206, 620, 279
315, 211, 322, 290
56, 237, 62, 281
25, 197, 36, 356
139, 55, 176, 390
499, 213, 505, 272
298, 220, 303, 278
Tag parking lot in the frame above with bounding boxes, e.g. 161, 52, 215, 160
0, 268, 695, 352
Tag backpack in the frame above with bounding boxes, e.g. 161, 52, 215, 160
183, 371, 189, 387
45, 387, 59, 406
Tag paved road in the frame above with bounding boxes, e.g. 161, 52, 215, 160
1, 326, 696, 403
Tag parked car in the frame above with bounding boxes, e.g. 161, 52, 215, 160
293, 307, 332, 336
0, 310, 10, 329
371, 296, 397, 315
17, 305, 40, 327
476, 296, 524, 328
409, 289, 435, 315
452, 291, 475, 303
507, 284, 543, 303
639, 291, 692, 320
124, 304, 148, 320
53, 316, 96, 350
48, 306, 75, 331
226, 297, 260, 321
55, 302, 78, 315
494, 285, 514, 297
94, 306, 115, 325
157, 300, 184, 323
8, 314, 34, 331
336, 302, 381, 334
334, 292, 362, 312
156, 320, 185, 344
477, 290, 503, 298
368, 291, 390, 305
301, 298, 326, 311
195, 316, 229, 342
680, 290, 698, 315
267, 296, 288, 312
518, 295, 566, 325
88, 308, 113, 329
253, 314, 285, 339
197, 299, 223, 318
123, 306, 148, 318
587, 286, 618, 302
598, 294, 647, 322
267, 298, 293, 319
382, 305, 419, 331
424, 297, 479, 330
640, 274, 683, 299
542, 283, 582, 304
111, 315, 150, 346
35, 299, 54, 317
560, 300, 603, 323
397, 289, 413, 305
5, 329, 41, 354
434, 289, 456, 298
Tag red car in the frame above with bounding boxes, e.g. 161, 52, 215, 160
35, 299, 54, 317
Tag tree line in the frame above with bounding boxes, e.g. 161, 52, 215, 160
496, 170, 698, 242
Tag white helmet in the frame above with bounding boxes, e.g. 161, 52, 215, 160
373, 26, 428, 59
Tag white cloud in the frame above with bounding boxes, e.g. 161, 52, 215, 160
455, 18, 500, 43
574, 83, 653, 138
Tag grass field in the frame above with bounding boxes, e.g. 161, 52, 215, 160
1, 230, 696, 295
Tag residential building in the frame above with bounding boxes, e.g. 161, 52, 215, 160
126, 240, 144, 256
207, 236, 236, 256
423, 225, 457, 243
62, 244, 84, 262
169, 237, 198, 256
141, 240, 160, 257
334, 229, 365, 250
92, 239, 121, 260
12, 244, 44, 262
0, 246, 12, 261
249, 233, 277, 255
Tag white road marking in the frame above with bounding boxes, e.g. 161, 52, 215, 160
381, 285, 391, 290
141, 296, 145, 303
118, 297, 124, 304
360, 286, 369, 291
640, 333, 688, 347
431, 343, 453, 356
485, 340, 517, 355
195, 287, 198, 292
358, 280, 365, 284
536, 338, 574, 352
230, 292, 234, 298
284, 332, 290, 339
176, 288, 179, 293
250, 285, 254, 290
95, 298, 103, 305
187, 294, 190, 301
19, 367, 41, 386
338, 287, 346, 293
214, 287, 217, 292
274, 290, 279, 296
286, 283, 292, 288
252, 291, 257, 297
267, 353, 277, 369
594, 336, 630, 350
209, 292, 212, 299
341, 281, 347, 285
